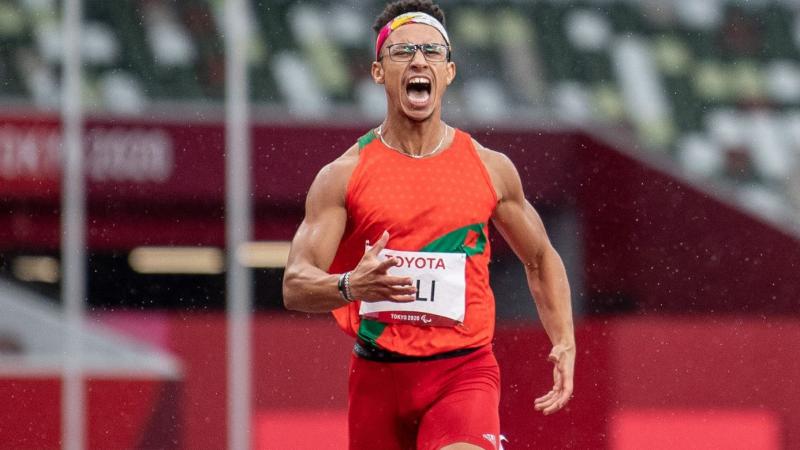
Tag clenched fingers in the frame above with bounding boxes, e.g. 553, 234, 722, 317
534, 389, 557, 406
534, 352, 575, 415
534, 388, 572, 415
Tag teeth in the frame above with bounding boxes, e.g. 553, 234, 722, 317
409, 77, 430, 85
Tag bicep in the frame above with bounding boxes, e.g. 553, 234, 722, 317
286, 164, 349, 272
492, 197, 552, 267
490, 157, 551, 266
288, 208, 346, 272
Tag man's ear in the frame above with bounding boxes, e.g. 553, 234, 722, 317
446, 61, 456, 85
371, 61, 385, 84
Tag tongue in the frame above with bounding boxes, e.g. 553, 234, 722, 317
407, 88, 430, 104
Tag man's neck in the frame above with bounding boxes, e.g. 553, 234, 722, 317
379, 114, 447, 157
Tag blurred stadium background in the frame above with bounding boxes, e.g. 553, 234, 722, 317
1, 0, 800, 448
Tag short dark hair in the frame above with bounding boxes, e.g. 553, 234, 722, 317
372, 0, 446, 35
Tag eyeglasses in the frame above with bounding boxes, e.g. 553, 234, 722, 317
379, 43, 450, 62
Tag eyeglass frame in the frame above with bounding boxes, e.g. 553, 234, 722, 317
377, 42, 452, 62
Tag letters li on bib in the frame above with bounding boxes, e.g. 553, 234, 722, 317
359, 247, 466, 327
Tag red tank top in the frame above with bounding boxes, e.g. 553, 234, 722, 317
330, 128, 498, 356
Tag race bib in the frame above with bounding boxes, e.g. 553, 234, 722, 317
359, 247, 466, 327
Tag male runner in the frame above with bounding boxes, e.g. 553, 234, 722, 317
283, 1, 575, 449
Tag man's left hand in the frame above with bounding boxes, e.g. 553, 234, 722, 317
533, 343, 575, 415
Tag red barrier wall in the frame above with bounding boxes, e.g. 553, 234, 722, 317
0, 378, 180, 449
97, 312, 800, 450
163, 312, 353, 450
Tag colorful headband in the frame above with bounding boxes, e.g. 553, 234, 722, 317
375, 12, 450, 60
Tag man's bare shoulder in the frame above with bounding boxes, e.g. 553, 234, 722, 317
309, 143, 361, 204
472, 137, 516, 170
316, 143, 360, 181
471, 137, 519, 200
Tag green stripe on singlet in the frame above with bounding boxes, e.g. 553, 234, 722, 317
357, 129, 377, 149
355, 223, 488, 345
421, 222, 488, 256
357, 318, 386, 346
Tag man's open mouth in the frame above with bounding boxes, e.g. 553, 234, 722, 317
406, 77, 432, 104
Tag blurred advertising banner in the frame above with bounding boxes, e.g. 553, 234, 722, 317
0, 123, 173, 187
0, 113, 365, 249
0, 113, 359, 205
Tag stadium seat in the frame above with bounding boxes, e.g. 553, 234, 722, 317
2, 0, 800, 224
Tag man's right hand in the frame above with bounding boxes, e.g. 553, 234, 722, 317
348, 231, 417, 303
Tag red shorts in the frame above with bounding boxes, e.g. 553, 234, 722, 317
348, 344, 501, 450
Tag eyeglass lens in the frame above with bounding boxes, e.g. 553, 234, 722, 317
388, 44, 448, 61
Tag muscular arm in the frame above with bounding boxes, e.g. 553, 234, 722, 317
478, 142, 576, 415
282, 151, 354, 313
282, 146, 416, 313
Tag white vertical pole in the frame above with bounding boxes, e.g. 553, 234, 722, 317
225, 0, 252, 448
60, 0, 85, 449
